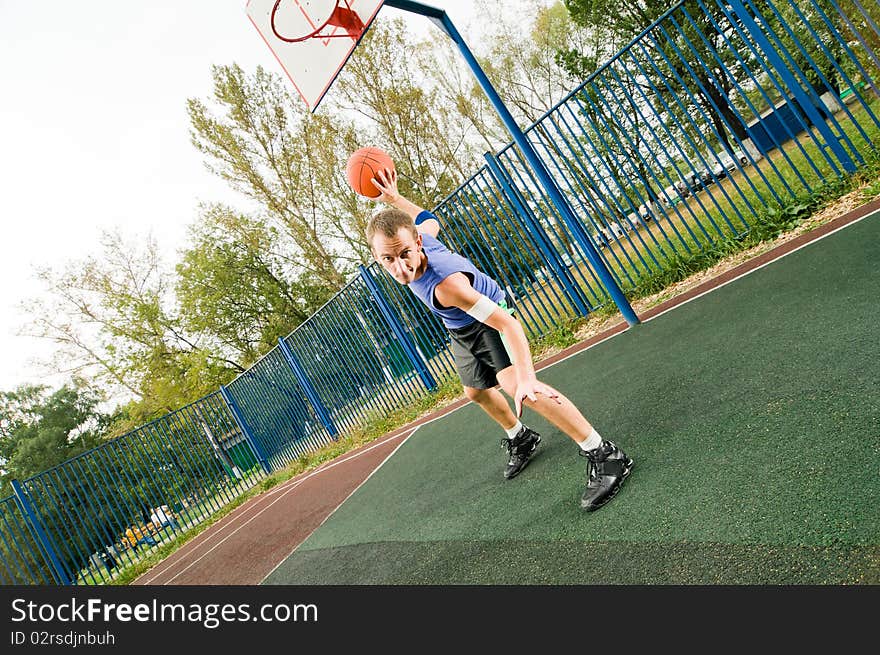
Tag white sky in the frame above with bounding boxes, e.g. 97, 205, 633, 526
0, 1, 487, 393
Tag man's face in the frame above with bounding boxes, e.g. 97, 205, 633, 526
371, 227, 423, 284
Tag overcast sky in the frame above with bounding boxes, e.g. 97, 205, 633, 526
0, 1, 487, 393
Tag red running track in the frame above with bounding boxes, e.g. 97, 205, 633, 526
134, 427, 422, 585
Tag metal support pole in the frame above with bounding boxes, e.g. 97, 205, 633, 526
194, 404, 243, 480
384, 0, 640, 326
277, 337, 339, 439
11, 479, 72, 585
219, 385, 272, 474
483, 152, 593, 318
359, 265, 438, 391
728, 0, 856, 173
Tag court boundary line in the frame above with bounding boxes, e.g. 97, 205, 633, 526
534, 201, 879, 370
260, 424, 431, 583
641, 208, 879, 326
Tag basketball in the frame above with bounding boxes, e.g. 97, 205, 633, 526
345, 147, 395, 198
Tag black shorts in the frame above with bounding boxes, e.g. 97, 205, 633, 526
448, 320, 514, 390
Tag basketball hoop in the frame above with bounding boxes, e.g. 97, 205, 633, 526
246, 0, 385, 111
270, 0, 365, 43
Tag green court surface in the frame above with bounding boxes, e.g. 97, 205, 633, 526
265, 215, 880, 585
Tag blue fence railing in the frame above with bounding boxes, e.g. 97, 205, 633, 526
2, 0, 877, 584
1, 391, 265, 584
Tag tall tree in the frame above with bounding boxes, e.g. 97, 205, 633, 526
187, 64, 354, 287
474, 0, 595, 124
561, 0, 759, 151
175, 203, 334, 367
0, 384, 106, 494
0, 383, 117, 583
330, 17, 488, 206
21, 230, 233, 427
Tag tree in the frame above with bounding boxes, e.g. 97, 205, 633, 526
187, 64, 357, 286
175, 203, 334, 368
330, 18, 488, 206
561, 0, 760, 152
473, 0, 595, 124
22, 231, 234, 427
0, 383, 116, 583
768, 0, 880, 99
0, 384, 106, 495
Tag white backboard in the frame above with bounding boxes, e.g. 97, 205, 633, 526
246, 0, 385, 112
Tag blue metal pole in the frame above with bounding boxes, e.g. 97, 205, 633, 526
482, 152, 592, 318
219, 385, 272, 475
727, 0, 857, 173
10, 479, 71, 585
384, 0, 640, 326
358, 264, 438, 391
277, 337, 339, 439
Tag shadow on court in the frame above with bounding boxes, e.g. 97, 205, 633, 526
264, 214, 880, 584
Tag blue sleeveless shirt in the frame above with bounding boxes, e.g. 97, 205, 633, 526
408, 215, 504, 329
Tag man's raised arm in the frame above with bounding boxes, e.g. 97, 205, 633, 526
371, 169, 441, 238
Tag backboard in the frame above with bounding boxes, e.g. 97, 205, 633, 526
246, 0, 385, 112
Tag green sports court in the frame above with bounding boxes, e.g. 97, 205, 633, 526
264, 212, 880, 585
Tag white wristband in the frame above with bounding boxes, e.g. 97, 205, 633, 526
465, 294, 499, 323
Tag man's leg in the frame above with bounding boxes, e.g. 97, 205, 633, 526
462, 385, 517, 429
495, 367, 593, 442
464, 385, 541, 480
495, 367, 634, 511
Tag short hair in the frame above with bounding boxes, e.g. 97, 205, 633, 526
366, 208, 418, 248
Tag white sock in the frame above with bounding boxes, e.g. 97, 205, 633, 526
578, 428, 603, 451
504, 420, 523, 439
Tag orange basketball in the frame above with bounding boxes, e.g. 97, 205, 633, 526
345, 147, 395, 198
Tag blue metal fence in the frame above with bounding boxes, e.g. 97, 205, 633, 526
1, 392, 265, 584
2, 0, 877, 584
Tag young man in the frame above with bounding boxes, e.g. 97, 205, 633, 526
366, 169, 634, 511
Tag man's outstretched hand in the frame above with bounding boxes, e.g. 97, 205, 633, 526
371, 168, 401, 204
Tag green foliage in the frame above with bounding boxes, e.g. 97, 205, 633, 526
560, 0, 665, 76
0, 384, 114, 581
187, 64, 355, 287
175, 205, 334, 369
0, 385, 108, 493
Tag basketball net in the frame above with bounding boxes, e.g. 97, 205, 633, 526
327, 5, 365, 35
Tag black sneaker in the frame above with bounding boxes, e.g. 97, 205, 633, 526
579, 440, 634, 511
502, 426, 542, 479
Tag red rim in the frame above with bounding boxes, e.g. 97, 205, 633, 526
270, 0, 338, 43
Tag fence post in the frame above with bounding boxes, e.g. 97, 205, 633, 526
483, 152, 593, 318
277, 337, 339, 439
219, 385, 272, 475
194, 405, 243, 480
358, 264, 438, 392
11, 479, 72, 585
727, 0, 856, 173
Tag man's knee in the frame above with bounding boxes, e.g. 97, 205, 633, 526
463, 386, 489, 402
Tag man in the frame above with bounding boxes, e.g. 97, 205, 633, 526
150, 504, 179, 531
366, 169, 633, 511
